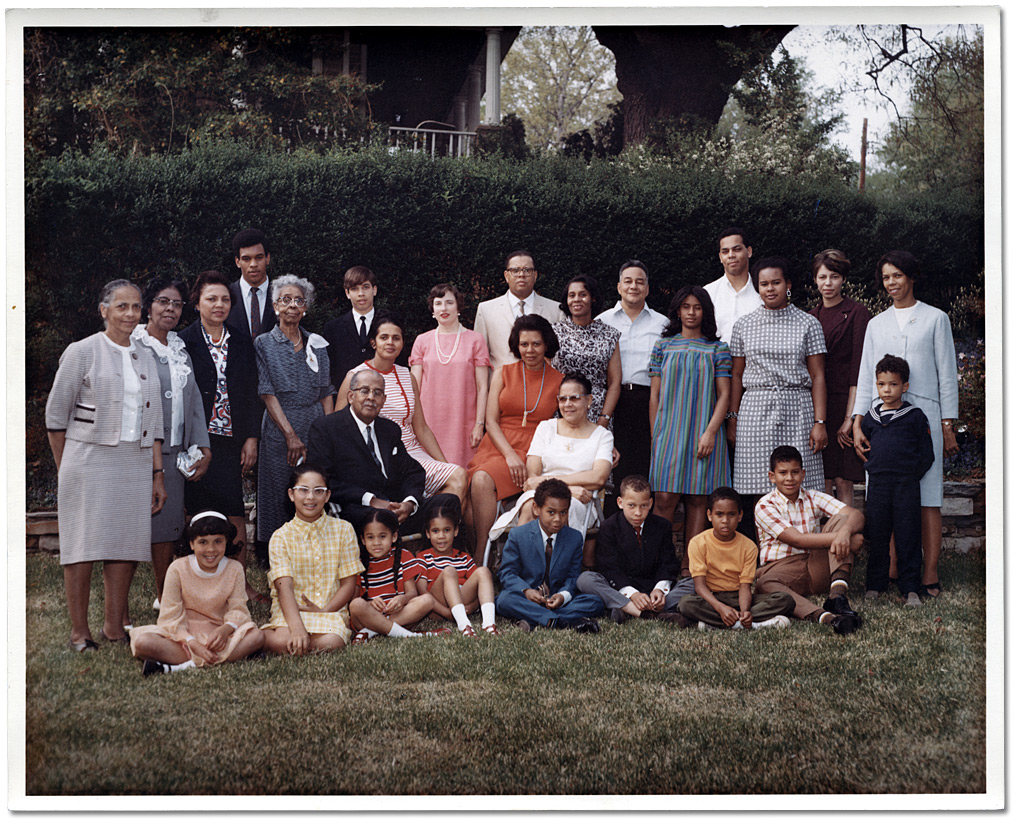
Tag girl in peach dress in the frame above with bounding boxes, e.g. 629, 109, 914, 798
130, 512, 264, 676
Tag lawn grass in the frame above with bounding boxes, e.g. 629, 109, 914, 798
23, 549, 987, 796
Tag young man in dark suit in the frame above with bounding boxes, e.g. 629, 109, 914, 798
305, 369, 457, 535
577, 475, 693, 624
322, 265, 379, 390
227, 228, 277, 340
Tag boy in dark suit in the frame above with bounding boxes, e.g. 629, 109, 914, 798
322, 265, 379, 389
495, 479, 604, 633
577, 475, 692, 624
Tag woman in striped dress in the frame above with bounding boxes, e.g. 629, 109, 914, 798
335, 312, 467, 506
648, 285, 732, 557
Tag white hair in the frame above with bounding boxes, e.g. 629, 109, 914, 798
271, 274, 315, 307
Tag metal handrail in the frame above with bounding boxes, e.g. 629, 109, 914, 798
388, 125, 477, 158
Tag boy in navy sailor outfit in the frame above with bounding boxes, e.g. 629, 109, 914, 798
858, 354, 935, 605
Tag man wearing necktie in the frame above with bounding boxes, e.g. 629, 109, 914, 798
323, 265, 381, 390
227, 228, 276, 339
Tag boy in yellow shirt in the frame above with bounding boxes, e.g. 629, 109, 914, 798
678, 487, 795, 630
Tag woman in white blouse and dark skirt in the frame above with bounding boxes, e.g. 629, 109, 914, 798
46, 280, 168, 652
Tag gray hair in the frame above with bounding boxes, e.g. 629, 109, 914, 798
99, 279, 139, 308
271, 274, 315, 307
349, 369, 384, 391
618, 259, 649, 281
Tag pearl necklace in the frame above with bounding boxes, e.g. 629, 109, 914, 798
433, 324, 463, 365
521, 361, 547, 427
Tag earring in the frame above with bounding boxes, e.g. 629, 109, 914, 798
786, 289, 792, 300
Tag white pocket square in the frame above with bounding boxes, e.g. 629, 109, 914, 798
391, 447, 398, 454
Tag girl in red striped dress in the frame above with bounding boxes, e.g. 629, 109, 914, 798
415, 500, 501, 637
348, 509, 450, 644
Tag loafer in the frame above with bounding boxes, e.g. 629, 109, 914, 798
610, 607, 629, 624
830, 614, 861, 636
572, 617, 601, 634
822, 594, 860, 619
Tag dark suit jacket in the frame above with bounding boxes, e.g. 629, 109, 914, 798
306, 407, 425, 526
499, 520, 584, 598
228, 279, 277, 341
178, 320, 261, 441
323, 311, 373, 389
593, 511, 679, 593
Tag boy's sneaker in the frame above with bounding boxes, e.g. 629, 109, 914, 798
904, 592, 922, 607
141, 659, 169, 677
830, 614, 861, 636
751, 615, 791, 630
823, 594, 860, 619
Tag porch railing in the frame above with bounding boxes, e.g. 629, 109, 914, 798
388, 125, 476, 158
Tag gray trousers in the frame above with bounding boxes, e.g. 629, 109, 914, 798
677, 590, 796, 627
576, 571, 695, 612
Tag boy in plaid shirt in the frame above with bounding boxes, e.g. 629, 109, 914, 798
754, 446, 866, 635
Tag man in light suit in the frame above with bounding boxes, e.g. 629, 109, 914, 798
495, 479, 604, 633
473, 249, 564, 370
306, 370, 457, 534
227, 228, 277, 340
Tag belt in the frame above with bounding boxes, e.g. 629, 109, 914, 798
620, 383, 650, 392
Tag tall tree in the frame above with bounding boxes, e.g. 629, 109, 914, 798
500, 26, 620, 151
592, 25, 795, 147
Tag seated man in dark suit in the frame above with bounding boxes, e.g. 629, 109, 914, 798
577, 475, 692, 625
306, 369, 456, 534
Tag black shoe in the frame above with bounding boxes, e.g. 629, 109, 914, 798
823, 594, 859, 619
515, 619, 534, 634
610, 607, 629, 624
572, 617, 601, 634
142, 658, 169, 677
830, 614, 861, 636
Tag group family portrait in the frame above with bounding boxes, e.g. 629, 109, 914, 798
12, 4, 1001, 808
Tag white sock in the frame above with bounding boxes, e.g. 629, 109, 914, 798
451, 603, 471, 631
481, 602, 496, 627
387, 623, 418, 638
169, 659, 196, 672
819, 611, 834, 624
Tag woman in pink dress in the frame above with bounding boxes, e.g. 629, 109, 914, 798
336, 312, 468, 506
410, 284, 491, 467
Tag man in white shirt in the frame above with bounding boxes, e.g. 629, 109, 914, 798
596, 260, 668, 499
227, 228, 276, 340
473, 249, 564, 369
704, 227, 762, 344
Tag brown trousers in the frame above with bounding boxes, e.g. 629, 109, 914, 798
755, 550, 851, 620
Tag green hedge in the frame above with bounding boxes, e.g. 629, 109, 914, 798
26, 143, 984, 399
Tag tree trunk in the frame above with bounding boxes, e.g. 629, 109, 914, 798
593, 25, 796, 146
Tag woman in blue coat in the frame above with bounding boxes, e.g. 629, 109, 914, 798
852, 251, 960, 598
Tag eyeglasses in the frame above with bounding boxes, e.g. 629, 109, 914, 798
556, 394, 588, 403
353, 387, 385, 398
291, 486, 329, 496
506, 267, 536, 276
276, 296, 307, 307
152, 297, 185, 310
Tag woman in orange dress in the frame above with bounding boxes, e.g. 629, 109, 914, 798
465, 314, 562, 562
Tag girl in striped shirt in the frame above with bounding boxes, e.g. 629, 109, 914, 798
416, 500, 501, 637
348, 508, 450, 644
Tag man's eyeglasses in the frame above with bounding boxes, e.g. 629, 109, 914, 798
506, 267, 536, 276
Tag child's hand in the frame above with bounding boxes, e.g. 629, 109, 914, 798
524, 588, 547, 605
717, 605, 739, 627
545, 593, 564, 610
189, 640, 218, 664
370, 596, 388, 613
648, 589, 666, 612
300, 594, 324, 613
738, 610, 753, 629
205, 624, 232, 652
288, 628, 312, 656
630, 592, 652, 612
383, 595, 406, 615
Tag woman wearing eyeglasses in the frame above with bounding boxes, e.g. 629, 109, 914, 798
254, 275, 334, 554
131, 277, 212, 607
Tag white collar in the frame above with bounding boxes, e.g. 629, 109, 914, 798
539, 525, 558, 548
188, 554, 229, 578
349, 407, 378, 440
242, 278, 268, 297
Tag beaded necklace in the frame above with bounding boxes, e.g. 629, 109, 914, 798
433, 324, 463, 365
520, 361, 547, 427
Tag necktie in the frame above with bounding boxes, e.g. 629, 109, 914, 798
518, 299, 526, 318
365, 424, 384, 474
359, 315, 368, 346
541, 536, 553, 597
634, 524, 643, 546
249, 286, 261, 339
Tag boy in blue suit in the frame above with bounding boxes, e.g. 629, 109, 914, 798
496, 479, 605, 633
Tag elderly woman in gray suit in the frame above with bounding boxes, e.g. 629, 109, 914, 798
46, 280, 168, 652
131, 276, 212, 609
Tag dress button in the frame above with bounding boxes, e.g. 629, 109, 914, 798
160, 356, 168, 364
142, 430, 147, 437
165, 390, 173, 399
132, 352, 138, 360
140, 374, 146, 380
146, 401, 150, 408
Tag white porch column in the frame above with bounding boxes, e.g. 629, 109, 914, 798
453, 95, 467, 132
484, 27, 502, 125
467, 65, 482, 131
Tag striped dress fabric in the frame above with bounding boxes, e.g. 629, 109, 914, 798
648, 336, 732, 495
349, 362, 460, 495
361, 549, 425, 601
415, 548, 478, 587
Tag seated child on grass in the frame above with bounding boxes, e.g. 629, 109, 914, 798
415, 499, 501, 636
348, 508, 450, 643
495, 478, 605, 634
577, 474, 691, 625
261, 464, 364, 656
130, 512, 264, 676
754, 445, 867, 636
678, 486, 795, 630
858, 354, 935, 606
